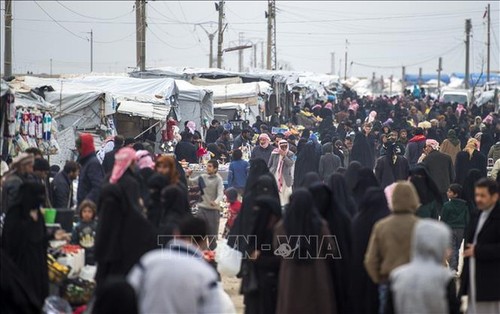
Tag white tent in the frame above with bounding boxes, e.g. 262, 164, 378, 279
174, 79, 214, 129
201, 82, 271, 105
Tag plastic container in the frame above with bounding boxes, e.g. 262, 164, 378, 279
44, 209, 57, 224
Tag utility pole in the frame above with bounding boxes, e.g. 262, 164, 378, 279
136, 0, 141, 70
344, 39, 349, 80
266, 0, 276, 70
4, 0, 12, 77
330, 52, 335, 75
253, 44, 257, 69
487, 4, 491, 82
140, 1, 146, 71
465, 19, 472, 89
389, 75, 393, 95
260, 41, 264, 69
90, 29, 94, 72
338, 58, 342, 77
402, 66, 406, 94
238, 32, 244, 72
216, 1, 225, 69
418, 67, 422, 86
437, 57, 443, 91
198, 24, 218, 68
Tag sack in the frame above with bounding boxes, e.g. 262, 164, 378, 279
215, 239, 242, 277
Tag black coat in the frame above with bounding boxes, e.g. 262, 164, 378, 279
174, 140, 198, 164
51, 171, 73, 208
77, 153, 105, 206
102, 148, 120, 175
374, 155, 410, 189
422, 150, 455, 195
455, 150, 487, 187
460, 202, 500, 301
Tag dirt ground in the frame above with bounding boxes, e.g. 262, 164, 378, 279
218, 217, 244, 313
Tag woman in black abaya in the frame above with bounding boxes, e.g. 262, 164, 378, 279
158, 184, 191, 244
344, 161, 362, 194
242, 196, 282, 314
300, 172, 321, 188
352, 168, 380, 208
2, 182, 49, 306
409, 165, 443, 219
293, 141, 320, 188
228, 173, 279, 252
309, 182, 352, 314
328, 173, 357, 217
350, 188, 390, 314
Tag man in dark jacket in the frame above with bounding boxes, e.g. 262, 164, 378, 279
404, 127, 426, 169
460, 178, 500, 313
318, 144, 341, 181
422, 139, 455, 201
51, 161, 79, 208
174, 132, 198, 164
76, 133, 105, 206
270, 106, 285, 127
232, 129, 251, 150
205, 119, 222, 144
102, 135, 124, 175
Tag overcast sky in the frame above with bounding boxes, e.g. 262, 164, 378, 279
1, 1, 498, 78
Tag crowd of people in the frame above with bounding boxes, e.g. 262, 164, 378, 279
0, 88, 499, 314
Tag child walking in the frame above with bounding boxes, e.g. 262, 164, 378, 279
441, 183, 468, 272
72, 200, 98, 265
223, 187, 241, 238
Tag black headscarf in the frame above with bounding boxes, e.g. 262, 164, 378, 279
294, 142, 320, 188
228, 173, 280, 252
350, 186, 390, 314
409, 165, 443, 205
352, 168, 380, 208
344, 161, 362, 193
146, 173, 170, 227
351, 132, 375, 169
284, 188, 323, 263
251, 196, 282, 249
2, 182, 48, 306
328, 173, 357, 217
300, 172, 321, 188
244, 158, 270, 193
159, 184, 191, 237
94, 183, 157, 286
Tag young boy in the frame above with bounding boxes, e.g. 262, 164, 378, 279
223, 187, 241, 238
71, 200, 98, 265
186, 159, 224, 250
441, 183, 468, 272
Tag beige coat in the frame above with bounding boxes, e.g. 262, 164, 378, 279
364, 181, 420, 284
440, 139, 461, 165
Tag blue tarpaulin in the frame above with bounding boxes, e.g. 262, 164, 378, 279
404, 74, 451, 85
450, 73, 500, 86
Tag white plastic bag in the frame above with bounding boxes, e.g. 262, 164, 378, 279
215, 239, 242, 277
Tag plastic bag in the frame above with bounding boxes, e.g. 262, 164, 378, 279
215, 239, 242, 277
42, 296, 72, 314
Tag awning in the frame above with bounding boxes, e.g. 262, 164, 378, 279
117, 100, 170, 120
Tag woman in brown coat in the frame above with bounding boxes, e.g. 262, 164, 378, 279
274, 188, 338, 314
440, 129, 461, 165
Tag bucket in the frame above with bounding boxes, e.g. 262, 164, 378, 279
44, 209, 57, 224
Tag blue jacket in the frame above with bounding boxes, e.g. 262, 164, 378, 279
228, 159, 249, 189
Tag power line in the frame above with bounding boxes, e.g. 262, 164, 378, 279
33, 1, 87, 40
55, 1, 134, 21
147, 25, 199, 50
352, 43, 463, 69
